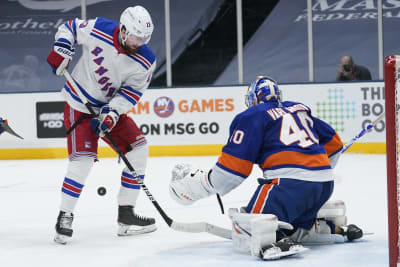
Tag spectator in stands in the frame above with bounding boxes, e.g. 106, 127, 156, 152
336, 56, 371, 81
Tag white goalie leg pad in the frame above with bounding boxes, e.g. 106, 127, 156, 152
230, 211, 279, 257
290, 220, 345, 245
317, 199, 347, 227
291, 199, 348, 245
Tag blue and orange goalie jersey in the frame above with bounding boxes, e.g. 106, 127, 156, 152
210, 100, 343, 194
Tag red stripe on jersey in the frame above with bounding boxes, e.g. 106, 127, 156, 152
121, 88, 141, 102
324, 133, 343, 156
112, 25, 121, 52
261, 151, 330, 169
92, 29, 113, 41
66, 81, 79, 97
217, 152, 253, 177
133, 54, 151, 68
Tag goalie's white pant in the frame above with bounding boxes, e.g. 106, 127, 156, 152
59, 144, 148, 213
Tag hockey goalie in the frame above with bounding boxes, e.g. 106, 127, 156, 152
169, 76, 363, 260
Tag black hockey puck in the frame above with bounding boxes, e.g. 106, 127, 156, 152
97, 186, 107, 196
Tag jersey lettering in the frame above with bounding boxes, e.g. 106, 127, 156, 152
95, 66, 108, 75
229, 130, 245, 144
90, 46, 114, 97
267, 107, 287, 120
280, 112, 317, 148
98, 76, 110, 85
91, 46, 103, 56
93, 57, 104, 65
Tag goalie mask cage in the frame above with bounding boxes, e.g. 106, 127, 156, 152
385, 55, 400, 267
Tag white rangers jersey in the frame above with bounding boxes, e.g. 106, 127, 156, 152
54, 17, 156, 115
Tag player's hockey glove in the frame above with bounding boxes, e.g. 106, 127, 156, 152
90, 105, 119, 136
169, 163, 216, 205
46, 38, 75, 75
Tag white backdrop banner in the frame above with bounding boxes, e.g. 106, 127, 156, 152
0, 81, 385, 149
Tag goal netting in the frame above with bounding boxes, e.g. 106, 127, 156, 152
385, 55, 400, 267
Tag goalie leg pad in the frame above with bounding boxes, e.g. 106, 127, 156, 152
290, 219, 345, 245
230, 212, 278, 256
261, 237, 309, 260
317, 200, 347, 227
318, 200, 364, 241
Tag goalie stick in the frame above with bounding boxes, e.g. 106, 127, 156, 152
63, 70, 232, 240
341, 110, 388, 153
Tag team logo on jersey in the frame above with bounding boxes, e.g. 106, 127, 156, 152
85, 141, 91, 149
153, 96, 174, 118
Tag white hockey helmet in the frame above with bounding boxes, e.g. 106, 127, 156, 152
120, 6, 154, 46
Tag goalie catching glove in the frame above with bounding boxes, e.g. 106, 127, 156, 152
90, 104, 119, 136
46, 38, 75, 75
169, 163, 216, 205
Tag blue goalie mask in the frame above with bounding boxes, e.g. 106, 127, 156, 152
245, 76, 281, 108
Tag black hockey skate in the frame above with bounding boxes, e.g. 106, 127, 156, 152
54, 211, 74, 245
117, 205, 156, 236
260, 237, 309, 260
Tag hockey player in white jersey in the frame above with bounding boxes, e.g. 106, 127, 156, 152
47, 6, 156, 244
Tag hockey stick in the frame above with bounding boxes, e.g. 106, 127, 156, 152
63, 70, 232, 240
341, 111, 387, 153
341, 103, 400, 153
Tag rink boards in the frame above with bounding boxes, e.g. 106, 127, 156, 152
0, 81, 386, 159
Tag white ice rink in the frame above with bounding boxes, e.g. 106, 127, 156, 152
0, 153, 389, 267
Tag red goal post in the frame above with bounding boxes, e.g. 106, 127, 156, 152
385, 55, 400, 267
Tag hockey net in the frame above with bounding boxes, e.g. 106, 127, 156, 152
385, 55, 400, 267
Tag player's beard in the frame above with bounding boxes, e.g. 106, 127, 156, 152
121, 44, 139, 55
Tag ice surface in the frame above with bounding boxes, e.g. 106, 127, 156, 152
0, 154, 389, 267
